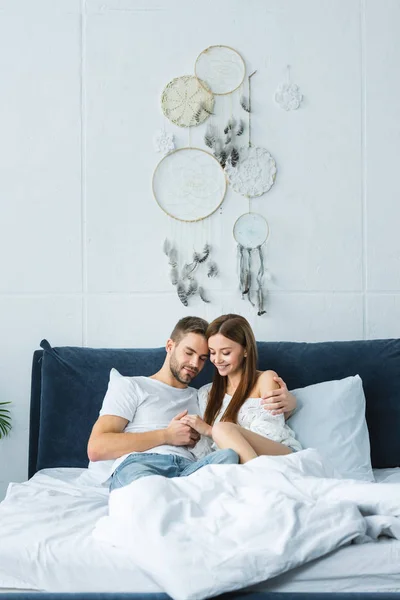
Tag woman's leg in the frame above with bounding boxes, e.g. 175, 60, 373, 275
212, 422, 292, 464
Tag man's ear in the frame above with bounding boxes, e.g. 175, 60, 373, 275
166, 338, 175, 353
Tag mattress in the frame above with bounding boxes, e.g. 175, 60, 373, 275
1, 467, 400, 594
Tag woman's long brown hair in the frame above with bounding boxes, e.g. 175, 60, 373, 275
203, 314, 258, 425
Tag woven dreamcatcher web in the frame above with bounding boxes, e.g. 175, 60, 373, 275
153, 147, 226, 222
161, 75, 214, 128
195, 45, 246, 95
233, 212, 270, 316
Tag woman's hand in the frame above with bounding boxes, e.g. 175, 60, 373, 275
260, 376, 296, 418
181, 415, 212, 437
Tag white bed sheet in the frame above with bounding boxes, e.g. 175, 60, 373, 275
1, 466, 400, 594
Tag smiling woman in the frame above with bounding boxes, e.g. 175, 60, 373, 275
0, 401, 12, 439
182, 314, 301, 463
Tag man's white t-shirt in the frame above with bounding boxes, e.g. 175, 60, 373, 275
89, 368, 199, 482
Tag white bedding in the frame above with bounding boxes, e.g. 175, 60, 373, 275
1, 457, 400, 596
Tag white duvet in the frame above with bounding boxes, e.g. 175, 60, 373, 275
93, 449, 400, 600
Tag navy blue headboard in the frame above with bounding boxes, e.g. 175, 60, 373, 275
29, 338, 400, 477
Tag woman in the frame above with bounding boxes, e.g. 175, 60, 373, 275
182, 314, 302, 463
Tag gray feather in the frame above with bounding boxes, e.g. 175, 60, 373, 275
168, 247, 178, 267
240, 95, 250, 113
199, 286, 211, 303
163, 238, 171, 256
177, 281, 188, 306
181, 261, 197, 280
195, 244, 210, 264
207, 261, 218, 278
187, 278, 198, 296
170, 266, 178, 286
236, 120, 245, 136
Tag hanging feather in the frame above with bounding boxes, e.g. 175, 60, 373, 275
257, 288, 266, 316
163, 238, 171, 256
230, 147, 240, 167
187, 278, 198, 297
225, 133, 232, 145
177, 281, 188, 306
193, 244, 210, 264
213, 138, 223, 156
240, 95, 250, 113
181, 261, 197, 280
246, 248, 255, 306
236, 120, 245, 136
219, 149, 228, 168
170, 266, 179, 286
204, 124, 216, 149
239, 245, 246, 295
256, 245, 266, 315
194, 104, 204, 123
200, 101, 214, 116
207, 261, 218, 278
168, 247, 178, 267
199, 286, 211, 303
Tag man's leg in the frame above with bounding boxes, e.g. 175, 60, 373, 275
180, 448, 239, 477
110, 453, 180, 491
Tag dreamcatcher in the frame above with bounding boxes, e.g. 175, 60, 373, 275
154, 65, 225, 306
233, 212, 270, 316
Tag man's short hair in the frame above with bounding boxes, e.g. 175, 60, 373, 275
170, 316, 209, 344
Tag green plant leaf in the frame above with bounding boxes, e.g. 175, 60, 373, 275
0, 402, 12, 439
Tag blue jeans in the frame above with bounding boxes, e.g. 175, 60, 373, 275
110, 449, 239, 491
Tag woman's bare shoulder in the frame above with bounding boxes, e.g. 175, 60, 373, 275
252, 370, 279, 396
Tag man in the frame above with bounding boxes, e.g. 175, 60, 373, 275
87, 317, 239, 490
88, 316, 296, 490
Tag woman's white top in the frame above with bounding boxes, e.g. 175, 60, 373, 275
193, 382, 302, 458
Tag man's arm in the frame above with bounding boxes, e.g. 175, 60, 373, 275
87, 410, 199, 462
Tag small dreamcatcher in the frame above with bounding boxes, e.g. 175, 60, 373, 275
195, 45, 246, 96
233, 211, 270, 316
161, 75, 214, 127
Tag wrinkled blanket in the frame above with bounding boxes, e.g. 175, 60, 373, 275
93, 449, 400, 600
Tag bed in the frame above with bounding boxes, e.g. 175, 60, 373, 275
1, 337, 400, 600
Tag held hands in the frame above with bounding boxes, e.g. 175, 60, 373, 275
165, 410, 201, 448
261, 376, 296, 416
180, 414, 212, 438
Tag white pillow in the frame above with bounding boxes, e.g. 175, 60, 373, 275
288, 375, 374, 481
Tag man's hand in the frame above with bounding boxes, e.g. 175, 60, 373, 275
260, 377, 296, 417
165, 410, 201, 447
181, 414, 212, 437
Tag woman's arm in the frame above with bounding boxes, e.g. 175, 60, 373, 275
260, 374, 297, 419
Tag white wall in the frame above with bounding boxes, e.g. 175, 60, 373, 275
1, 0, 399, 498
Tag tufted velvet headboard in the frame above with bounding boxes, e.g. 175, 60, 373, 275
29, 338, 400, 478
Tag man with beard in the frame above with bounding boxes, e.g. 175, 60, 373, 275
87, 317, 240, 490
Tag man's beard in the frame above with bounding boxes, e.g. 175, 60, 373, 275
169, 352, 198, 384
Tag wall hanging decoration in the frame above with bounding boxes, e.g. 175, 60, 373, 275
163, 238, 218, 306
204, 117, 244, 169
233, 211, 270, 316
152, 147, 226, 222
225, 71, 277, 197
161, 75, 214, 127
275, 65, 303, 111
195, 45, 246, 95
154, 129, 175, 156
